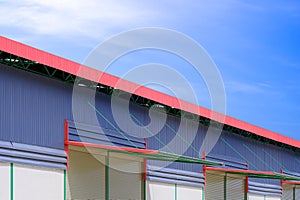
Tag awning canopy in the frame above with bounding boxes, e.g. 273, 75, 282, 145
66, 141, 223, 166
205, 166, 300, 181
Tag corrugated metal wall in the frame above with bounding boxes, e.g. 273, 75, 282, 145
2, 63, 300, 188
0, 64, 73, 149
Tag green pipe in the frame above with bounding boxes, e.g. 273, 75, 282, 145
105, 152, 110, 200
175, 184, 177, 200
10, 163, 13, 200
64, 170, 67, 200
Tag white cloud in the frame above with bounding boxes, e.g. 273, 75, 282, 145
0, 0, 267, 41
0, 0, 161, 39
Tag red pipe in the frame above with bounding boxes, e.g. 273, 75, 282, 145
64, 119, 69, 169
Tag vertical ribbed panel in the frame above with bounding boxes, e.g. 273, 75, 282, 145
227, 176, 245, 200
2, 54, 300, 192
205, 173, 224, 200
0, 63, 72, 149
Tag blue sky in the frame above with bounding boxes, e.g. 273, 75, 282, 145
1, 0, 300, 139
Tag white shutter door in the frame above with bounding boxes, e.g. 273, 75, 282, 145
147, 181, 175, 200
14, 164, 64, 200
248, 194, 265, 200
205, 173, 224, 200
295, 186, 300, 200
109, 154, 142, 200
265, 196, 281, 200
67, 150, 105, 200
0, 162, 10, 200
282, 184, 293, 200
226, 176, 245, 200
177, 185, 202, 200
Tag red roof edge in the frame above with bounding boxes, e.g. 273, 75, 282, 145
1, 36, 300, 148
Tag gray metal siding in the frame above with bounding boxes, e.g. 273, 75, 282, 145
67, 120, 146, 148
147, 165, 204, 187
206, 153, 247, 169
248, 181, 282, 197
0, 140, 66, 169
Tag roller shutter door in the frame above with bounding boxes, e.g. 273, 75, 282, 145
227, 176, 244, 200
177, 185, 203, 200
109, 153, 143, 200
282, 184, 293, 200
206, 173, 245, 200
296, 186, 300, 199
14, 164, 64, 200
147, 181, 175, 200
67, 149, 105, 200
205, 173, 224, 200
0, 162, 10, 200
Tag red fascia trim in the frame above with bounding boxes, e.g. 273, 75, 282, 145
281, 180, 300, 185
65, 140, 158, 154
205, 166, 275, 175
203, 165, 207, 187
1, 36, 300, 148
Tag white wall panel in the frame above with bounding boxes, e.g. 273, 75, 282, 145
0, 162, 10, 200
177, 185, 202, 200
14, 164, 64, 200
265, 196, 281, 200
147, 181, 175, 200
248, 194, 265, 200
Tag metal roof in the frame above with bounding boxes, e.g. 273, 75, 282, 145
1, 36, 300, 149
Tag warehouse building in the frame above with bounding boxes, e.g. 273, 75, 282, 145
1, 36, 300, 200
